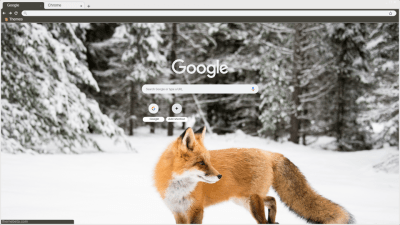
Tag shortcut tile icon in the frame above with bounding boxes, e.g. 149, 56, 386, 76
148, 103, 159, 114
172, 103, 182, 114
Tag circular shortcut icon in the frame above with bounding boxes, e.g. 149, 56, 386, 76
172, 103, 182, 114
149, 103, 159, 114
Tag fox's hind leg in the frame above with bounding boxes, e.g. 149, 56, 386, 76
249, 194, 269, 224
264, 196, 278, 224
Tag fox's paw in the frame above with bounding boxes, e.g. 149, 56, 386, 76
274, 222, 279, 224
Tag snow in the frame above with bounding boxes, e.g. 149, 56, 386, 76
1, 127, 399, 224
366, 35, 385, 50
373, 151, 399, 174
382, 61, 395, 71
371, 122, 385, 133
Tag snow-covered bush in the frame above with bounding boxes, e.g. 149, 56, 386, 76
1, 23, 132, 153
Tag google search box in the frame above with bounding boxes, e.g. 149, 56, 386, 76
142, 85, 259, 94
21, 10, 397, 17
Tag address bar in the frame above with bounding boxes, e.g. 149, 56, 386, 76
21, 10, 397, 17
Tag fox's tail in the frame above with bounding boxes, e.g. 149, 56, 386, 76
271, 153, 355, 224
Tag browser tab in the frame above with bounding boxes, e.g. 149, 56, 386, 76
44, 2, 85, 9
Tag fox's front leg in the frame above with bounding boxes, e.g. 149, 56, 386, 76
188, 205, 204, 224
174, 213, 188, 224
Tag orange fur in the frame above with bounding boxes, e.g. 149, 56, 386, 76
154, 127, 354, 224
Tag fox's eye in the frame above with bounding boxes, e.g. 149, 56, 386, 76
198, 161, 205, 165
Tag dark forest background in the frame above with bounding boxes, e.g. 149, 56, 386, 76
1, 23, 398, 153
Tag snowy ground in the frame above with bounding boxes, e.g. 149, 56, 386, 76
1, 127, 399, 224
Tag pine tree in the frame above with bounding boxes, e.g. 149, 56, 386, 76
327, 23, 372, 151
1, 23, 131, 153
290, 23, 329, 145
359, 23, 399, 147
257, 24, 293, 140
86, 23, 168, 135
257, 23, 325, 142
200, 23, 262, 135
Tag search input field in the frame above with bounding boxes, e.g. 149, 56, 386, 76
22, 10, 397, 17
142, 85, 259, 94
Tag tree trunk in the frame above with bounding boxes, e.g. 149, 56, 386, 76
181, 103, 186, 129
129, 80, 136, 136
150, 122, 155, 133
273, 121, 279, 142
301, 86, 309, 146
150, 95, 156, 134
289, 24, 302, 144
336, 70, 345, 150
167, 23, 178, 136
167, 98, 175, 136
301, 108, 307, 145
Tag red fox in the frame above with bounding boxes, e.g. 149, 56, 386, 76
154, 127, 354, 224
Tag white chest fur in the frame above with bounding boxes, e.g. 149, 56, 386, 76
163, 170, 202, 213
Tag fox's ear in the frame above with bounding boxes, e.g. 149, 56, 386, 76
194, 126, 206, 142
180, 127, 195, 151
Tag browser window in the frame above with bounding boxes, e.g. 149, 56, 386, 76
1, 0, 399, 224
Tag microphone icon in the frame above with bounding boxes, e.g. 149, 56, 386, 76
252, 87, 255, 91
